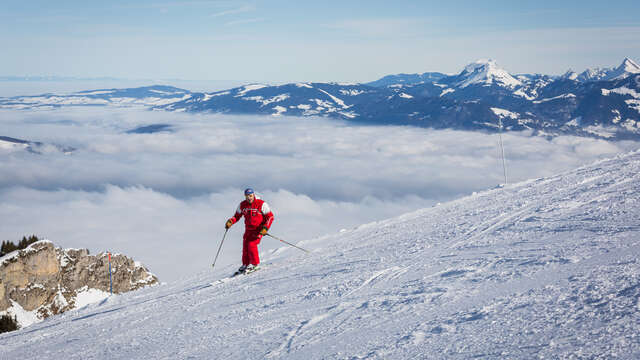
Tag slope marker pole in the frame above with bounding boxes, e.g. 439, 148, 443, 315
108, 251, 113, 295
498, 117, 508, 185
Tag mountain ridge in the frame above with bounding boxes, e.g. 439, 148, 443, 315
2, 58, 640, 140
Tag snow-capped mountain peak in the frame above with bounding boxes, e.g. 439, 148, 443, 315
606, 57, 640, 80
561, 69, 579, 81
455, 59, 522, 89
621, 57, 640, 72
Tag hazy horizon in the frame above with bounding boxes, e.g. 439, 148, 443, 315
3, 1, 640, 83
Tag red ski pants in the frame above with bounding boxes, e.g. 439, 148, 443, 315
242, 230, 262, 266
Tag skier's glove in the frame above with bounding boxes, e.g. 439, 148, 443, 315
225, 220, 233, 229
259, 227, 268, 235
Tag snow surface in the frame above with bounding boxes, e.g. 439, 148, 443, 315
73, 287, 110, 309
532, 93, 577, 104
243, 94, 290, 107
272, 106, 287, 116
2, 151, 640, 358
235, 84, 268, 97
602, 87, 640, 99
74, 90, 116, 96
339, 89, 365, 96
316, 88, 349, 109
490, 107, 520, 119
2, 301, 40, 328
513, 89, 536, 101
202, 91, 230, 101
439, 88, 455, 97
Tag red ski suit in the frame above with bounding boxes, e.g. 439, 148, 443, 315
228, 198, 274, 266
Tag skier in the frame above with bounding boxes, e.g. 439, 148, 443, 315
225, 188, 274, 274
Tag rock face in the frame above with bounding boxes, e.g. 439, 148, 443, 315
0, 241, 157, 322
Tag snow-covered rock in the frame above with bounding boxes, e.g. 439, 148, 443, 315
0, 241, 157, 328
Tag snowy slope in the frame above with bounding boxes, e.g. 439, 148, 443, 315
2, 151, 640, 358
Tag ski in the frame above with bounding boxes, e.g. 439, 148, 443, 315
232, 266, 260, 277
211, 264, 266, 285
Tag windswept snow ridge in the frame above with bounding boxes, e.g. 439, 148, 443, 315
2, 150, 640, 358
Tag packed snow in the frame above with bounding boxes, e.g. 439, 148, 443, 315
2, 150, 640, 358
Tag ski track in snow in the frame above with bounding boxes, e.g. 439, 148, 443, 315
2, 152, 640, 359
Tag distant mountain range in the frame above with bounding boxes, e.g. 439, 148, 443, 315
2, 58, 640, 140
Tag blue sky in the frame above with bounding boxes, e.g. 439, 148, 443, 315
2, 0, 640, 83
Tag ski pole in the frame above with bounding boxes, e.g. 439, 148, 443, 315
266, 233, 310, 253
212, 229, 228, 269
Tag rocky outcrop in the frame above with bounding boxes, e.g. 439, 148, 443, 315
0, 240, 157, 324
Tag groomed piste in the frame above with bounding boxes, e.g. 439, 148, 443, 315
2, 150, 640, 359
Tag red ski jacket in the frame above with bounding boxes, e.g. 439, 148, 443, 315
228, 198, 274, 231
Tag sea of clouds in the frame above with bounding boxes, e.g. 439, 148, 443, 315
1, 107, 638, 281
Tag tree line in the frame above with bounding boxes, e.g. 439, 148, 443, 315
0, 236, 39, 333
0, 314, 19, 333
0, 235, 41, 257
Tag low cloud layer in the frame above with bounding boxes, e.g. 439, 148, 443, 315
1, 107, 638, 281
